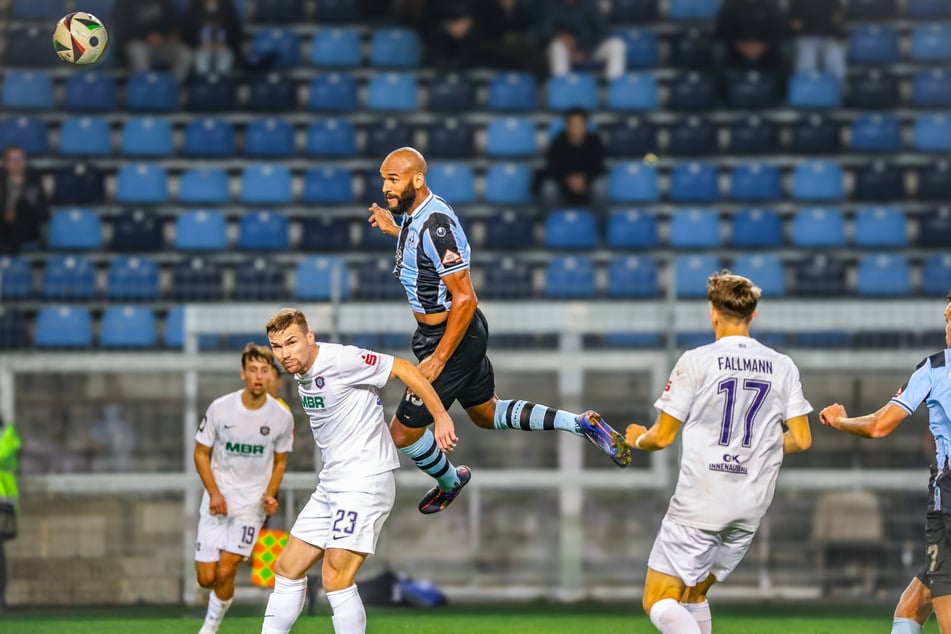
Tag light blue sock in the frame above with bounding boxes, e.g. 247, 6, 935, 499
493, 399, 581, 434
400, 428, 461, 490
891, 617, 922, 634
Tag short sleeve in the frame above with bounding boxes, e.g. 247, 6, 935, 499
891, 358, 934, 415
338, 345, 395, 389
195, 403, 217, 447
653, 352, 697, 421
782, 361, 814, 420
420, 212, 470, 277
274, 408, 294, 454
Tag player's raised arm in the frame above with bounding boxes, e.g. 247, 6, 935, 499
819, 402, 909, 439
625, 411, 683, 452
193, 441, 227, 516
417, 268, 478, 383
389, 357, 458, 453
782, 415, 812, 453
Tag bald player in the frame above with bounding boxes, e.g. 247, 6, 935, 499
367, 147, 632, 515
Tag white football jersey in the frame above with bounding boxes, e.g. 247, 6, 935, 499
296, 343, 400, 485
655, 336, 812, 532
196, 390, 294, 518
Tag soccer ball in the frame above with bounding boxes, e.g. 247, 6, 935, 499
53, 12, 108, 65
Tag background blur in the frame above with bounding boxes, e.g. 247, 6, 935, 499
0, 0, 948, 609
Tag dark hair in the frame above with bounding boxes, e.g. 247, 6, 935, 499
565, 107, 589, 122
241, 342, 275, 369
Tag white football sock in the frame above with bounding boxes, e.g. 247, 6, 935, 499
891, 617, 923, 634
681, 600, 712, 634
327, 584, 366, 634
261, 575, 307, 634
650, 598, 702, 634
199, 591, 233, 633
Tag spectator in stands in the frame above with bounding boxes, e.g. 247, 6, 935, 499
789, 0, 846, 81
474, 0, 547, 78
0, 146, 49, 255
541, 0, 626, 80
182, 0, 244, 75
715, 0, 787, 75
89, 404, 136, 473
113, 0, 193, 83
425, 1, 482, 72
535, 108, 607, 210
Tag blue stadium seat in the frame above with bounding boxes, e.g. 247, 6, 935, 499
240, 164, 292, 205
483, 209, 535, 249
430, 72, 477, 112
543, 256, 597, 299
0, 116, 49, 155
10, 0, 66, 18
847, 0, 896, 19
113, 209, 163, 252
126, 72, 178, 112
914, 114, 951, 152
922, 255, 951, 296
607, 74, 659, 111
187, 73, 238, 112
670, 28, 713, 68
847, 69, 900, 109
0, 307, 27, 349
606, 117, 657, 157
675, 255, 719, 298
163, 306, 184, 348
606, 255, 659, 298
730, 208, 782, 248
427, 118, 476, 159
916, 160, 951, 202
4, 25, 56, 67
306, 118, 357, 157
856, 254, 911, 297
35, 307, 92, 348
484, 163, 532, 204
611, 0, 658, 21
853, 160, 904, 201
791, 114, 841, 154
918, 206, 951, 247
115, 163, 168, 204
308, 73, 358, 111
354, 257, 404, 300
47, 208, 102, 250
789, 71, 841, 108
669, 162, 719, 202
487, 72, 538, 112
41, 255, 96, 300
608, 163, 659, 202
120, 117, 173, 157
364, 117, 413, 157
247, 72, 296, 112
310, 28, 361, 67
250, 28, 300, 69
299, 216, 352, 252
668, 115, 717, 155
178, 168, 230, 205
482, 257, 534, 299
314, 0, 358, 21
233, 256, 288, 302
245, 117, 295, 157
106, 256, 160, 300
668, 72, 718, 110
907, 0, 951, 17
173, 210, 228, 251
485, 117, 537, 157
854, 206, 906, 247
848, 25, 899, 64
367, 73, 418, 111
727, 71, 779, 109
170, 256, 225, 301
0, 256, 32, 300
255, 0, 305, 22
731, 254, 785, 297
794, 254, 848, 296
63, 72, 117, 112
617, 28, 659, 68
182, 117, 235, 157
59, 116, 111, 156
295, 256, 349, 300
81, 0, 116, 18
545, 209, 598, 249
360, 168, 386, 206
546, 73, 598, 111
729, 116, 779, 155
730, 162, 781, 201
850, 114, 902, 153
370, 28, 423, 68
911, 25, 951, 62
791, 160, 844, 201
302, 167, 354, 204
791, 207, 845, 247
668, 0, 718, 20
100, 306, 157, 349
52, 163, 105, 205
605, 209, 658, 249
668, 208, 721, 248
237, 210, 290, 251
1, 70, 54, 109
427, 164, 476, 204
359, 220, 398, 251
912, 69, 951, 107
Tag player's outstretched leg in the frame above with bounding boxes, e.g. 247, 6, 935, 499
417, 464, 471, 515
391, 420, 470, 514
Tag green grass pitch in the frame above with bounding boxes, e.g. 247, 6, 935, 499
0, 603, 938, 633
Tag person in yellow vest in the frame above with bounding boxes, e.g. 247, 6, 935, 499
0, 417, 21, 610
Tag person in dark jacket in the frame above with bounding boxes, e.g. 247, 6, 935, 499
474, 0, 547, 78
715, 0, 787, 73
789, 0, 846, 81
541, 0, 625, 79
182, 0, 244, 75
424, 1, 482, 72
537, 109, 607, 209
0, 146, 49, 255
113, 0, 193, 82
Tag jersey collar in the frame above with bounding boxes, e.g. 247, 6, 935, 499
405, 192, 434, 222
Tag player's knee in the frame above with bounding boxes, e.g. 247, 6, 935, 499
389, 419, 422, 448
216, 561, 240, 584
321, 562, 355, 593
196, 570, 216, 589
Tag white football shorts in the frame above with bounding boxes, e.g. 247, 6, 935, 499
195, 511, 264, 562
647, 516, 757, 587
290, 471, 396, 556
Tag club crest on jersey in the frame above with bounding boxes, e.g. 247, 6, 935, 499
260, 426, 270, 436
436, 226, 447, 237
315, 376, 325, 389
442, 249, 462, 265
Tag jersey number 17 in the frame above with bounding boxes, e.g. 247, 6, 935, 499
717, 378, 772, 448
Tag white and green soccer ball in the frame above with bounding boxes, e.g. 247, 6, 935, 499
53, 12, 108, 65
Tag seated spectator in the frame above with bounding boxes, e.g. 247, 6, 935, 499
0, 146, 49, 254
716, 0, 786, 74
425, 1, 482, 72
542, 0, 626, 79
113, 0, 193, 82
183, 0, 243, 75
535, 109, 607, 209
789, 0, 846, 81
475, 0, 547, 78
